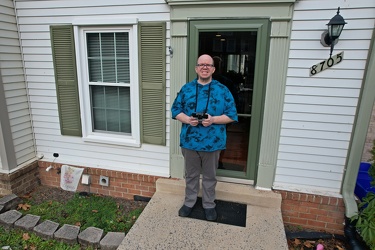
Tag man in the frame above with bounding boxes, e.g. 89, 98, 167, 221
171, 54, 238, 221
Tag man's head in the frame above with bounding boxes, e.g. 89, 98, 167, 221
195, 54, 215, 84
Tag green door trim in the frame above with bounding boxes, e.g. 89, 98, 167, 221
188, 19, 270, 180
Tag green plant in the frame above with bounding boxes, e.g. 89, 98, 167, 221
370, 140, 375, 186
352, 139, 375, 249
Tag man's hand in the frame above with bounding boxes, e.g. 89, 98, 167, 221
188, 116, 199, 126
175, 113, 199, 126
201, 114, 214, 127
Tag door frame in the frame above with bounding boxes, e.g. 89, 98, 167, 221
188, 19, 270, 180
168, 0, 294, 189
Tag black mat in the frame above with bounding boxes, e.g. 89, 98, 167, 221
188, 197, 247, 227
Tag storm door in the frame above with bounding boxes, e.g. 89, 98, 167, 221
188, 19, 269, 180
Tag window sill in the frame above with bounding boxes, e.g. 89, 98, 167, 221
83, 134, 141, 148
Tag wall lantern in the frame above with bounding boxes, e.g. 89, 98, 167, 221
320, 7, 347, 57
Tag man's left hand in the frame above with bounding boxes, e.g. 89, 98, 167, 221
202, 114, 214, 127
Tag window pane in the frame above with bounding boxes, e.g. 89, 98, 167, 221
119, 87, 131, 133
87, 33, 100, 57
120, 110, 131, 133
93, 108, 106, 130
88, 60, 102, 82
105, 87, 118, 109
87, 33, 102, 82
91, 85, 105, 107
101, 33, 115, 57
117, 59, 130, 83
91, 85, 131, 134
86, 32, 130, 83
116, 33, 130, 83
107, 109, 120, 132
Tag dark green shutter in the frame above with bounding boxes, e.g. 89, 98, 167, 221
139, 22, 166, 145
50, 25, 82, 136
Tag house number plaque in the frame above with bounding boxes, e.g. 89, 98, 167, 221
310, 52, 344, 76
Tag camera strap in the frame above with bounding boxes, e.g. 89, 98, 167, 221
195, 82, 211, 114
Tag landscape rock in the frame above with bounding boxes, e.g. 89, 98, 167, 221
54, 224, 80, 245
78, 226, 104, 248
33, 220, 59, 240
0, 210, 22, 229
100, 232, 126, 250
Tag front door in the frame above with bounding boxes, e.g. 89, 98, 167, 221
188, 19, 270, 181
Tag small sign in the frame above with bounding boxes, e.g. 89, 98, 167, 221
310, 52, 344, 76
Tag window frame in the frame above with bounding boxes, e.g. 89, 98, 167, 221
75, 24, 140, 147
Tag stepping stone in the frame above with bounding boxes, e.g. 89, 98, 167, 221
0, 194, 22, 212
0, 210, 22, 229
54, 224, 80, 245
34, 220, 59, 240
78, 226, 104, 248
15, 214, 41, 231
100, 232, 125, 250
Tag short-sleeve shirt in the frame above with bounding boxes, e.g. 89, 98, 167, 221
171, 79, 238, 152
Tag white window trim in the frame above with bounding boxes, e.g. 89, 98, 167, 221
74, 23, 140, 147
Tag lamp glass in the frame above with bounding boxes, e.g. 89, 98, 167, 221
328, 24, 344, 40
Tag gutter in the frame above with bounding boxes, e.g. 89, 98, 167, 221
341, 29, 375, 219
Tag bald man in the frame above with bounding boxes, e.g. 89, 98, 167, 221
171, 54, 238, 221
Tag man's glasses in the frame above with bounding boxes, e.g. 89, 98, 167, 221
196, 64, 214, 68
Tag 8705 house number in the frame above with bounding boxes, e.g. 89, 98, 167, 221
310, 52, 344, 76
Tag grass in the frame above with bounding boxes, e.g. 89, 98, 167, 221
19, 193, 144, 233
0, 192, 145, 249
0, 227, 84, 250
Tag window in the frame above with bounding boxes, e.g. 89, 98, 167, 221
77, 27, 140, 146
51, 22, 165, 146
87, 32, 131, 134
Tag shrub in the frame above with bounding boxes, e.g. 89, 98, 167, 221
352, 140, 375, 249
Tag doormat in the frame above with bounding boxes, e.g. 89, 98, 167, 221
188, 197, 247, 227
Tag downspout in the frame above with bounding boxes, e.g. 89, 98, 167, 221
341, 29, 375, 248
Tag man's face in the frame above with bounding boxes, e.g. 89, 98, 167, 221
195, 55, 215, 82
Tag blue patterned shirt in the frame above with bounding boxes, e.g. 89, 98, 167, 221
171, 79, 238, 152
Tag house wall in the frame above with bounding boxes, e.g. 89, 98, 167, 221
0, 0, 35, 169
14, 0, 171, 177
274, 0, 375, 196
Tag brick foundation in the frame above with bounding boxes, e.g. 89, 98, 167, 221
38, 161, 160, 200
0, 160, 40, 197
276, 190, 345, 235
38, 161, 346, 234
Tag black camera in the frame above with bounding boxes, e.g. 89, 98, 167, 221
192, 112, 208, 122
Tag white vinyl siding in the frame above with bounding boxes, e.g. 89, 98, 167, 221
0, 0, 35, 167
14, 0, 171, 176
274, 0, 375, 195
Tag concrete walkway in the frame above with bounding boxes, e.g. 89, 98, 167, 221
118, 179, 288, 250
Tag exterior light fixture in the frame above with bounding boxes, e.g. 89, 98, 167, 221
320, 7, 347, 57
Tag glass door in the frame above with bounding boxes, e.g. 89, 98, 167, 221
189, 20, 270, 180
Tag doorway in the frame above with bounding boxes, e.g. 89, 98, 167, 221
188, 19, 270, 180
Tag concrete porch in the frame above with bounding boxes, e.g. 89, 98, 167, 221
118, 178, 288, 249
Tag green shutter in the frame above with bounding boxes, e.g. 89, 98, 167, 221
50, 25, 82, 136
139, 22, 166, 145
